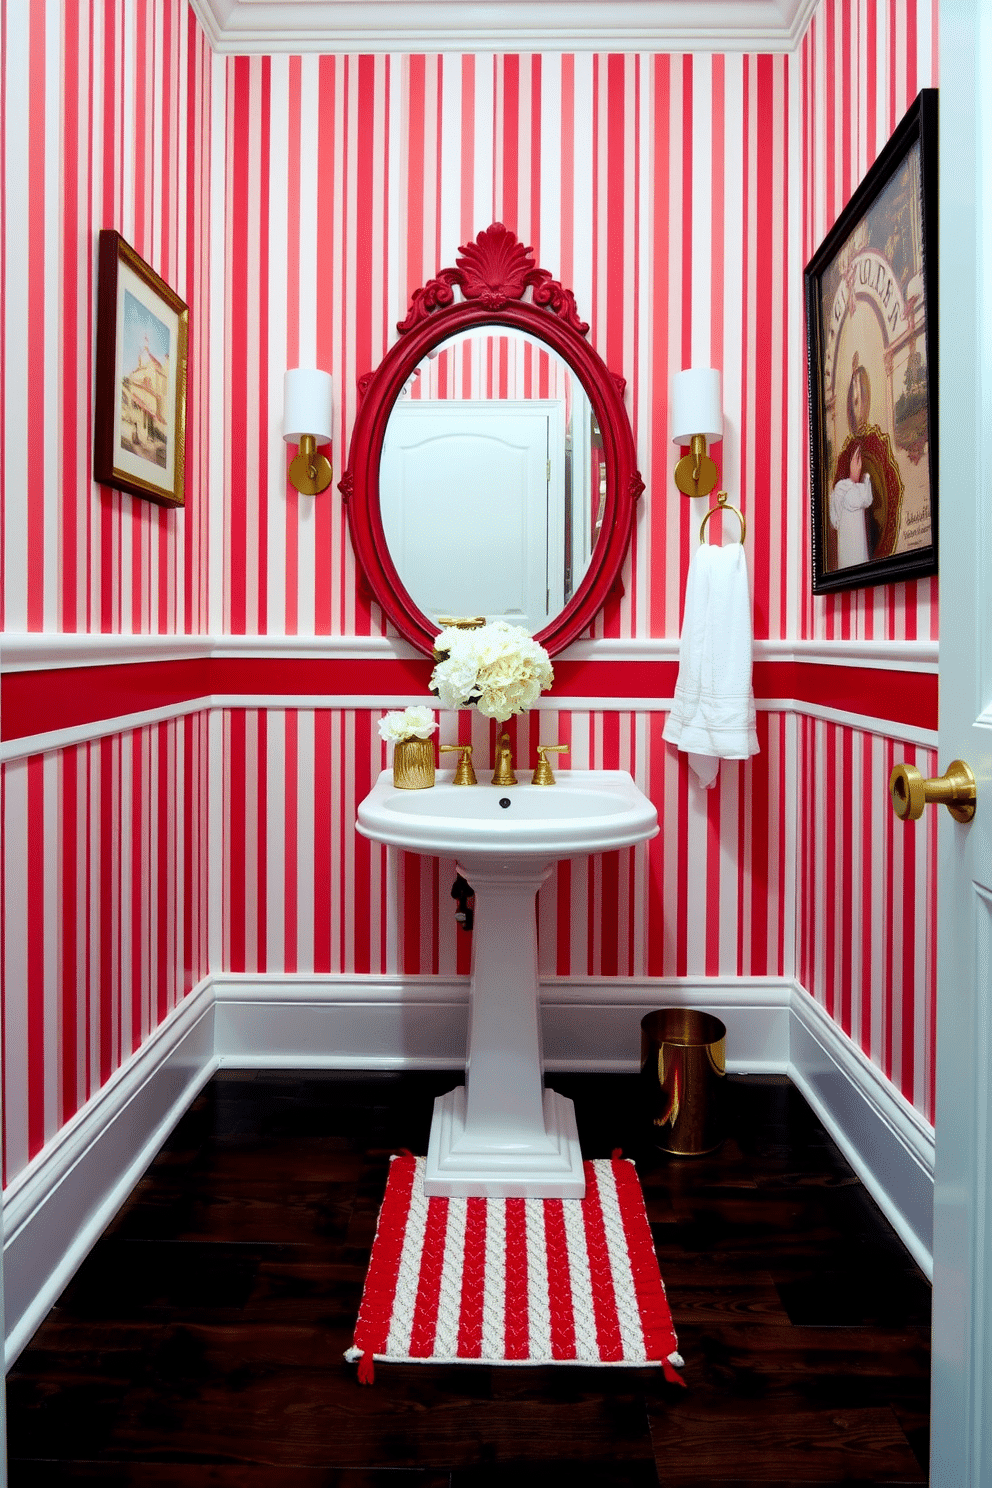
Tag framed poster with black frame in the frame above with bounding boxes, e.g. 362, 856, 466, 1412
93, 230, 189, 509
805, 88, 937, 594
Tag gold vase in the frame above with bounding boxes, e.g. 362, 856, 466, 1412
393, 738, 435, 789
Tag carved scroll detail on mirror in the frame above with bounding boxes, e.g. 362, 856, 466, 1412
341, 223, 643, 658
398, 223, 589, 334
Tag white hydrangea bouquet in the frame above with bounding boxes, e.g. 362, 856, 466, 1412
430, 621, 554, 723
378, 706, 438, 789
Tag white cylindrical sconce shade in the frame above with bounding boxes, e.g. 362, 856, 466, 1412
283, 368, 334, 445
671, 368, 723, 445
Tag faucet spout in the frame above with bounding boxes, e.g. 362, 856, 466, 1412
492, 732, 517, 787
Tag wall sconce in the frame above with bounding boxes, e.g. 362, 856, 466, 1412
671, 367, 723, 499
283, 368, 334, 495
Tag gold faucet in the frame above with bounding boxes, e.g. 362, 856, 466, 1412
531, 743, 569, 785
440, 743, 478, 785
492, 733, 517, 787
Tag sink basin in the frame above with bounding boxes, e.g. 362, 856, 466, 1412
356, 766, 658, 1199
357, 767, 659, 866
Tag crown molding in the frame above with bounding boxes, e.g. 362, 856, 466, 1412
188, 0, 819, 55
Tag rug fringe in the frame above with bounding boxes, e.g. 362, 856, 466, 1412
344, 1346, 376, 1384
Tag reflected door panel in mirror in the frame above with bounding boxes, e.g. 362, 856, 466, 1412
381, 328, 600, 634
381, 402, 558, 633
342, 222, 643, 657
402, 329, 600, 607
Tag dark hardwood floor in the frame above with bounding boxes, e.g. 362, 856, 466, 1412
7, 1071, 931, 1484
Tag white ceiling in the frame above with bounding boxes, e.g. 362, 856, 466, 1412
189, 0, 817, 54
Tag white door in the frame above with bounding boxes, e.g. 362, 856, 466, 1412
928, 2, 992, 1478
380, 401, 564, 634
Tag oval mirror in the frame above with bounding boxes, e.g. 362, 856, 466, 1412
341, 224, 643, 657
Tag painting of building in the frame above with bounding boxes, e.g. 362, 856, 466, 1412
119, 292, 171, 468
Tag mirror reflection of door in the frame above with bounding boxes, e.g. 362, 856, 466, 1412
380, 401, 562, 633
378, 330, 599, 635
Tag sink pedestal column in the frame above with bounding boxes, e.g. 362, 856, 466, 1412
424, 859, 585, 1198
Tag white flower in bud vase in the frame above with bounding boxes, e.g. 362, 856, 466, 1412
377, 706, 438, 744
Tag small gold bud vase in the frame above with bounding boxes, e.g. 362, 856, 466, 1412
393, 738, 435, 789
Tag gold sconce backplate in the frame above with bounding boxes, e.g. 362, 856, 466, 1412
674, 434, 719, 499
289, 434, 333, 496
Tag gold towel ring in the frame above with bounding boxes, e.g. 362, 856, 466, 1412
699, 490, 746, 545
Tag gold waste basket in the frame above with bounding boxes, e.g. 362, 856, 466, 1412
640, 1009, 727, 1155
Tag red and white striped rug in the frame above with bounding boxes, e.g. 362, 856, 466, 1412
346, 1154, 684, 1384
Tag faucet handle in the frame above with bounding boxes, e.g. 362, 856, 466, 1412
440, 743, 478, 786
532, 743, 569, 786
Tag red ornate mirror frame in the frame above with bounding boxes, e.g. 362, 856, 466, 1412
340, 223, 644, 657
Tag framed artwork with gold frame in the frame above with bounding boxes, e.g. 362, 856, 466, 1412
805, 89, 937, 594
93, 230, 189, 508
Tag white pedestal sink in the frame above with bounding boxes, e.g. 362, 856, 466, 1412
356, 767, 659, 1198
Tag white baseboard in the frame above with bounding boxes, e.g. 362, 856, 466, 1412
539, 975, 791, 1071
788, 985, 935, 1279
2, 982, 216, 1368
211, 972, 792, 1073
3, 972, 934, 1367
212, 974, 472, 1069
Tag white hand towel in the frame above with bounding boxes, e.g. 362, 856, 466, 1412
662, 542, 759, 789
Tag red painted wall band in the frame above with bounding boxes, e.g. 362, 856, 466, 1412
2, 659, 214, 742
1, 656, 938, 743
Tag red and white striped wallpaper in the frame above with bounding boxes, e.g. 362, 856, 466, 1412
1, 0, 213, 1190
2, 0, 213, 637
220, 705, 792, 983
1, 0, 941, 1195
794, 0, 939, 1123
795, 719, 938, 1122
800, 0, 939, 642
0, 713, 211, 1183
220, 48, 795, 641
406, 335, 574, 403
214, 4, 939, 1113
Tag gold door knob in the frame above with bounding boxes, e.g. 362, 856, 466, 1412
889, 759, 976, 823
